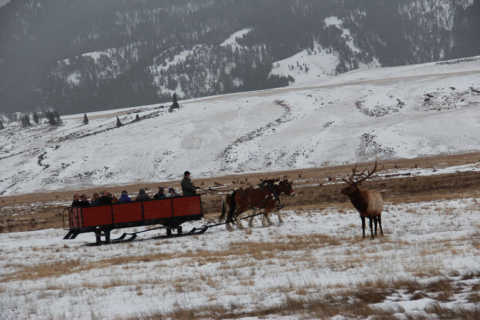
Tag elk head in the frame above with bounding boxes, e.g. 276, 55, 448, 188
341, 161, 378, 197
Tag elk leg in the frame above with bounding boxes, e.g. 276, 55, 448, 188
369, 217, 374, 239
374, 216, 378, 236
378, 215, 384, 236
361, 216, 366, 238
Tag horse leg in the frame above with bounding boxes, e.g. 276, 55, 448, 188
219, 200, 226, 222
261, 212, 269, 227
361, 216, 366, 238
265, 211, 273, 226
226, 208, 235, 231
276, 211, 284, 225
235, 215, 244, 229
378, 215, 384, 236
368, 217, 375, 239
249, 210, 256, 227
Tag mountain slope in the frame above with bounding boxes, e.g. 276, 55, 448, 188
0, 0, 479, 114
1, 57, 479, 196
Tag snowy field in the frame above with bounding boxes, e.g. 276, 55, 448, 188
1, 198, 479, 319
1, 56, 480, 196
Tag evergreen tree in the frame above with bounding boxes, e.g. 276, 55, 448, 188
45, 110, 61, 126
169, 93, 180, 112
54, 111, 62, 124
45, 111, 55, 125
33, 112, 40, 124
83, 113, 89, 125
0, 119, 4, 130
21, 114, 31, 128
116, 116, 122, 127
135, 114, 140, 122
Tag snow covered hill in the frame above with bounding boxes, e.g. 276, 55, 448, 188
1, 57, 480, 196
2, 0, 479, 115
269, 16, 380, 85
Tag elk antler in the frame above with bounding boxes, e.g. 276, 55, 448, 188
343, 161, 379, 185
355, 160, 378, 184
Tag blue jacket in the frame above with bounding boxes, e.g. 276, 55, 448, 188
118, 194, 132, 203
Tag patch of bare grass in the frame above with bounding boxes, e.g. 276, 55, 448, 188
461, 271, 480, 280
126, 273, 480, 319
425, 278, 455, 302
467, 292, 480, 303
403, 259, 444, 278
392, 279, 423, 295
425, 303, 480, 320
1, 259, 83, 282
352, 286, 393, 304
0, 254, 176, 282
138, 292, 394, 320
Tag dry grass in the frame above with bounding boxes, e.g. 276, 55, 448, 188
425, 303, 480, 320
0, 255, 169, 282
138, 276, 480, 320
137, 294, 392, 320
124, 272, 480, 319
425, 278, 455, 302
4, 236, 479, 320
0, 233, 342, 283
1, 260, 84, 282
468, 292, 480, 303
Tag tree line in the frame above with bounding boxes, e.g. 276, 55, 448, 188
0, 110, 63, 129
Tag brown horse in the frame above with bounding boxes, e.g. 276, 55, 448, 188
219, 179, 294, 229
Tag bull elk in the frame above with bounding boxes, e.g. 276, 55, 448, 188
341, 161, 384, 239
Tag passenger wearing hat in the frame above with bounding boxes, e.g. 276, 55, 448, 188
153, 186, 166, 200
181, 171, 198, 196
135, 188, 151, 201
167, 187, 178, 198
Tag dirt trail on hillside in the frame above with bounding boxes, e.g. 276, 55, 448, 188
1, 152, 480, 233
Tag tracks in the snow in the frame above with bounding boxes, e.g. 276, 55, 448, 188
220, 99, 294, 171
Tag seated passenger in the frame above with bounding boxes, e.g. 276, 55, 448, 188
78, 194, 90, 207
118, 190, 132, 203
153, 187, 166, 200
110, 192, 118, 203
167, 187, 178, 198
91, 193, 100, 206
71, 194, 81, 207
98, 191, 113, 205
136, 188, 151, 201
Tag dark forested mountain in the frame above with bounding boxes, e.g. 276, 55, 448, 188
1, 0, 479, 114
